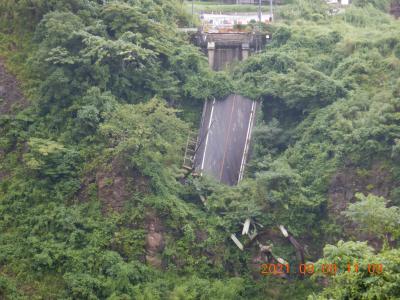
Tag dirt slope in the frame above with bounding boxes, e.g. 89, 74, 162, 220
0, 57, 28, 114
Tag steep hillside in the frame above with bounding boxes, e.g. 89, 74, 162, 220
0, 0, 399, 299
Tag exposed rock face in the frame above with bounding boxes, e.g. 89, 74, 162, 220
145, 212, 165, 269
328, 163, 398, 249
97, 169, 130, 213
328, 163, 393, 215
0, 58, 28, 181
0, 58, 28, 114
95, 163, 165, 267
390, 1, 400, 18
195, 230, 208, 243
95, 160, 150, 213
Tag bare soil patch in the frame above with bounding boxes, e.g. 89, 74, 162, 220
0, 57, 28, 114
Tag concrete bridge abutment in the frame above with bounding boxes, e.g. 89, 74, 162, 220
196, 32, 267, 71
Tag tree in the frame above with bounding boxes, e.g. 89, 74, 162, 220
343, 193, 400, 244
310, 241, 400, 300
100, 98, 188, 194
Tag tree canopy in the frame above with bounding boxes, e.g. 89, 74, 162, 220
0, 0, 399, 299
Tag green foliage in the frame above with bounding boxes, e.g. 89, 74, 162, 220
352, 0, 392, 11
251, 118, 284, 159
100, 98, 188, 194
21, 138, 82, 199
1, 0, 400, 299
343, 193, 400, 241
0, 1, 232, 298
314, 240, 374, 273
0, 0, 91, 32
235, 51, 345, 111
276, 0, 329, 21
311, 241, 400, 300
0, 275, 25, 300
232, 3, 400, 246
168, 276, 246, 300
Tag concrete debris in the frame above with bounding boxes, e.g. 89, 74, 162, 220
255, 222, 264, 228
230, 233, 244, 251
199, 195, 207, 205
242, 218, 251, 235
279, 225, 289, 238
278, 225, 306, 267
259, 244, 272, 253
229, 219, 304, 279
277, 257, 288, 265
247, 226, 258, 241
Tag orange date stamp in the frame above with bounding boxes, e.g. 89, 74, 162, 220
260, 263, 383, 276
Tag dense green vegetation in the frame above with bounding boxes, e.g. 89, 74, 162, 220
0, 0, 399, 299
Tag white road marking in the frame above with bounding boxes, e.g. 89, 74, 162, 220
194, 99, 209, 166
201, 98, 215, 174
219, 94, 236, 181
238, 100, 256, 183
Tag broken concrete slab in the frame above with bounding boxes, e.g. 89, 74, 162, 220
230, 233, 244, 251
279, 225, 289, 238
242, 218, 251, 235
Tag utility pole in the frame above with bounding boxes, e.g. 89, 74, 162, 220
257, 0, 262, 52
270, 0, 273, 22
192, 0, 194, 26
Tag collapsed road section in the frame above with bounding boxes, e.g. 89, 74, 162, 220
193, 94, 257, 186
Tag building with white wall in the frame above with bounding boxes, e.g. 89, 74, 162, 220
201, 13, 272, 30
326, 0, 350, 5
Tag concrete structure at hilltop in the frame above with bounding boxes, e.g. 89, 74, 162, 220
194, 31, 267, 70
